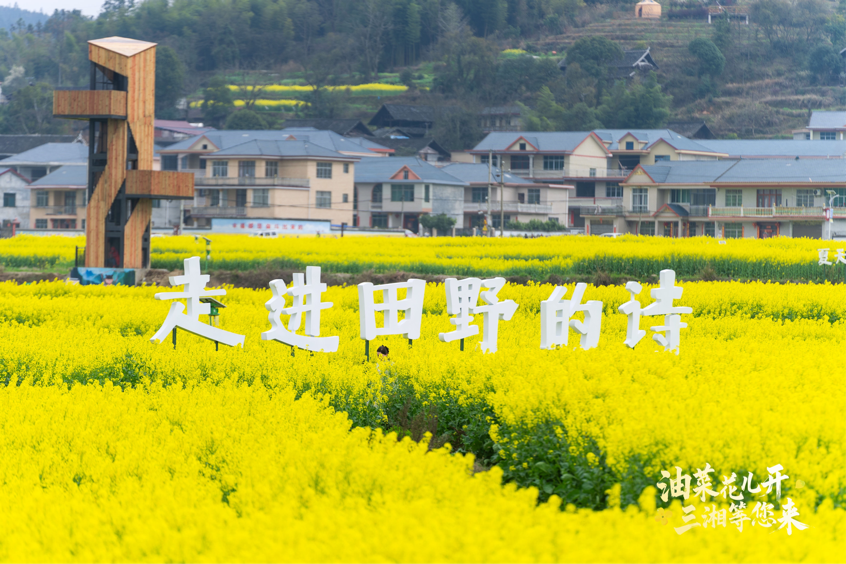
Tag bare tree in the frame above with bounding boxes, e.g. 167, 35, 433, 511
357, 0, 392, 81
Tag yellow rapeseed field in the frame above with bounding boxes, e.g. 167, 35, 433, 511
0, 234, 843, 282
0, 272, 842, 561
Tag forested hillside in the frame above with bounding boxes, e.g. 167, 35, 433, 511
0, 0, 844, 143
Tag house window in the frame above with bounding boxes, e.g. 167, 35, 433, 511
265, 161, 278, 178
36, 191, 48, 207
353, 187, 358, 210
316, 191, 331, 208
403, 170, 409, 180
152, 199, 161, 208
820, 131, 837, 140
317, 162, 332, 179
200, 159, 207, 170
212, 161, 228, 177
481, 155, 499, 166
239, 161, 256, 177
253, 189, 269, 207
606, 183, 622, 198
725, 189, 742, 207
638, 222, 655, 236
795, 190, 815, 207
342, 194, 349, 203
180, 156, 189, 170
511, 155, 530, 170
236, 189, 247, 207
704, 222, 716, 237
372, 184, 382, 204
209, 189, 220, 207
391, 184, 414, 202
576, 182, 595, 198
424, 184, 430, 203
724, 223, 743, 239
625, 141, 634, 150
343, 163, 350, 173
162, 155, 178, 171
519, 142, 526, 150
518, 193, 525, 204
632, 188, 648, 212
589, 168, 597, 178
804, 133, 811, 140
472, 186, 488, 203
543, 155, 564, 171
527, 188, 541, 205
670, 189, 691, 204
35, 219, 47, 229
654, 155, 671, 162
3, 193, 15, 207
492, 214, 511, 229
371, 213, 388, 228
756, 189, 781, 207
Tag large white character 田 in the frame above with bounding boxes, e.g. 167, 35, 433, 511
261, 266, 339, 353
471, 277, 518, 353
358, 279, 426, 344
619, 269, 692, 354
438, 277, 484, 343
540, 283, 602, 350
150, 256, 245, 348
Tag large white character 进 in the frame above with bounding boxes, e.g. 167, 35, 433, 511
540, 283, 602, 350
438, 277, 483, 343
472, 277, 518, 353
150, 256, 245, 347
620, 269, 692, 354
261, 266, 339, 352
358, 279, 426, 341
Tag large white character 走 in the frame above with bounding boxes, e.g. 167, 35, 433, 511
150, 256, 245, 347
540, 283, 602, 350
641, 269, 692, 354
358, 279, 426, 341
438, 277, 483, 343
472, 277, 518, 353
261, 266, 339, 352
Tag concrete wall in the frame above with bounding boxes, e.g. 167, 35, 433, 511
0, 172, 30, 227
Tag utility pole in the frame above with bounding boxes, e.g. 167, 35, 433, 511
487, 149, 492, 237
499, 157, 505, 237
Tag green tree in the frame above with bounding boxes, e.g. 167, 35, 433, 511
224, 109, 268, 130
564, 36, 623, 82
688, 38, 725, 78
2, 82, 67, 134
808, 44, 843, 84
155, 45, 184, 118
420, 213, 456, 234
201, 76, 235, 129
598, 73, 670, 129
431, 106, 483, 152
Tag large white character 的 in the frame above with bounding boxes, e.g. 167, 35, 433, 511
540, 283, 602, 350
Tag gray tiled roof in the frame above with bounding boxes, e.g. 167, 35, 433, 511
472, 131, 598, 153
636, 159, 846, 185
162, 129, 389, 155
0, 143, 88, 166
354, 156, 466, 185
30, 165, 88, 187
0, 135, 78, 156
808, 111, 846, 130
440, 163, 534, 185
696, 139, 846, 158
594, 129, 719, 153
204, 139, 353, 159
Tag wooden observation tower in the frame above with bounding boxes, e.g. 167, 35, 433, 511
54, 37, 194, 269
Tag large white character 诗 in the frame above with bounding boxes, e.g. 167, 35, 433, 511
150, 256, 245, 347
540, 283, 602, 350
359, 279, 426, 341
438, 277, 483, 343
261, 266, 339, 352
640, 269, 692, 354
472, 277, 518, 353
618, 281, 647, 348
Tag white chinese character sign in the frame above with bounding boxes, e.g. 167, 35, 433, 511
261, 266, 339, 352
472, 277, 518, 353
540, 283, 602, 350
358, 279, 426, 341
619, 269, 691, 354
151, 256, 245, 348
439, 277, 518, 353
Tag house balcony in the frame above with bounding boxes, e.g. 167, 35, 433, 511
190, 206, 248, 218
53, 88, 127, 120
463, 202, 553, 215
40, 205, 84, 216
194, 175, 310, 188
707, 206, 839, 219
505, 168, 630, 180
581, 205, 624, 216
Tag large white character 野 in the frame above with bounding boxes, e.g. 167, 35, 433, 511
358, 279, 426, 341
540, 283, 602, 350
261, 266, 339, 352
472, 277, 518, 353
438, 277, 484, 343
150, 256, 245, 347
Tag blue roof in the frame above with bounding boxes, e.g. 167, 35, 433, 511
162, 128, 389, 155
595, 129, 720, 153
440, 163, 534, 185
472, 132, 598, 153
354, 157, 466, 186
808, 111, 846, 130
635, 159, 846, 185
0, 143, 88, 166
30, 165, 87, 187
696, 139, 846, 158
205, 139, 353, 159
